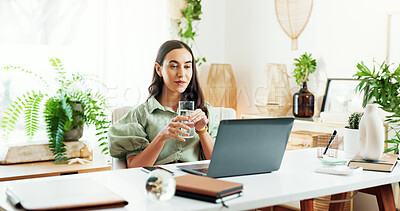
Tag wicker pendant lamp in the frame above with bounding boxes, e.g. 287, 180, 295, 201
275, 0, 313, 50
204, 64, 237, 110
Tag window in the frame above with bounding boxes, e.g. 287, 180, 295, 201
0, 0, 170, 141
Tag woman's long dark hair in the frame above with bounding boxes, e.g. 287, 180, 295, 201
148, 40, 207, 115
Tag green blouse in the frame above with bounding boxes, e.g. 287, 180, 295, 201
108, 96, 219, 165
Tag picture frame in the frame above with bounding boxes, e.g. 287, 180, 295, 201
320, 78, 364, 114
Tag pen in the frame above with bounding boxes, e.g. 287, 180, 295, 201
323, 130, 337, 155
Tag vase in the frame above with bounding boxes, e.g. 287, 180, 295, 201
293, 82, 314, 117
343, 128, 360, 157
359, 104, 384, 161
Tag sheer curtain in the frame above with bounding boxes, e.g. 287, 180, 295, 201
0, 0, 170, 141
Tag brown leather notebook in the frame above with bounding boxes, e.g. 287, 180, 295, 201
6, 177, 128, 210
175, 174, 243, 203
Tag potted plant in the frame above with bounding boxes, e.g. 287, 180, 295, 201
344, 112, 363, 156
354, 60, 400, 156
292, 52, 317, 118
1, 58, 110, 163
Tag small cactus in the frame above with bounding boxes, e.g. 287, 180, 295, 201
348, 112, 363, 129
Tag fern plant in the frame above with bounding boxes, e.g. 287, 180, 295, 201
0, 58, 110, 163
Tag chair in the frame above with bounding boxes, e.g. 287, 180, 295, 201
111, 106, 236, 170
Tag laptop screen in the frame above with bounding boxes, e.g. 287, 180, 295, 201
206, 117, 294, 178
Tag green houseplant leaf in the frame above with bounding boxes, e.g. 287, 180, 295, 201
293, 52, 317, 86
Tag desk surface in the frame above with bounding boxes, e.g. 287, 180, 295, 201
0, 155, 111, 182
1, 148, 399, 211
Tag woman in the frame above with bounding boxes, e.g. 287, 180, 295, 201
109, 40, 219, 168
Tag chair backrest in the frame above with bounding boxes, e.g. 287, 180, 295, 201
111, 106, 133, 170
112, 106, 134, 124
212, 107, 237, 120
110, 106, 236, 170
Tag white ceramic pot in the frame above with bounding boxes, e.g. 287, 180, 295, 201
359, 104, 385, 161
343, 128, 360, 156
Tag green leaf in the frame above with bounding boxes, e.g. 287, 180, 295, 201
385, 139, 400, 144
1, 94, 27, 140
101, 147, 109, 153
384, 145, 398, 153
98, 136, 107, 141
23, 91, 43, 138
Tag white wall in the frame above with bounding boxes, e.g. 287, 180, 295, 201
199, 0, 400, 118
195, 0, 227, 88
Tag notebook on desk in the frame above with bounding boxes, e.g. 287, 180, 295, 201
178, 118, 294, 178
6, 177, 128, 210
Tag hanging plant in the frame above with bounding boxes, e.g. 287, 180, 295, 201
174, 0, 206, 66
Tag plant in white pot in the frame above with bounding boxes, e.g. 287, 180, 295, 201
344, 112, 363, 157
354, 60, 400, 160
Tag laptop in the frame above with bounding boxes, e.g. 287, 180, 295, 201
177, 117, 294, 178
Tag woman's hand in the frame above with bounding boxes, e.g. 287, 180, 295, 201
157, 116, 191, 142
189, 109, 209, 132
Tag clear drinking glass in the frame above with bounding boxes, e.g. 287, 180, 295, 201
178, 101, 195, 139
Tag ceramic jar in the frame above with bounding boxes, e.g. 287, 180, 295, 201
359, 104, 384, 161
343, 128, 360, 156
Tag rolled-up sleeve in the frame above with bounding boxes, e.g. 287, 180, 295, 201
108, 110, 150, 160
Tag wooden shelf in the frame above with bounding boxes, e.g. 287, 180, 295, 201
0, 154, 111, 181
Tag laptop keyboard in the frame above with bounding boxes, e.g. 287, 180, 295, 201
193, 168, 208, 174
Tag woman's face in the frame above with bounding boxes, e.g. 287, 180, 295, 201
156, 48, 193, 95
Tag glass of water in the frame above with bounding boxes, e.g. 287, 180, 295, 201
178, 101, 194, 139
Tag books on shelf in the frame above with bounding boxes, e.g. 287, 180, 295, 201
348, 153, 398, 172
175, 174, 243, 203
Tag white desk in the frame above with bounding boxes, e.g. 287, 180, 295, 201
0, 148, 399, 210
